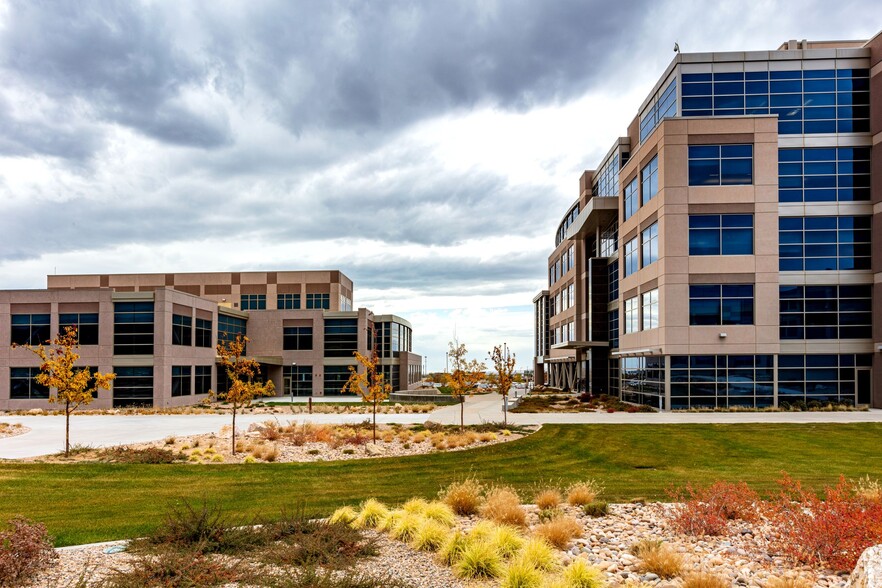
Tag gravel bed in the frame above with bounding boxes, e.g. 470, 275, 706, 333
0, 422, 29, 438
21, 502, 849, 587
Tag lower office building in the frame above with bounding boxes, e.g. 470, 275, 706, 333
533, 32, 881, 409
0, 270, 422, 409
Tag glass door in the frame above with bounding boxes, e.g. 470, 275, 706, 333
857, 368, 872, 406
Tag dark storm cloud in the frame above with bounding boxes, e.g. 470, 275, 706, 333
0, 1, 232, 151
0, 0, 650, 161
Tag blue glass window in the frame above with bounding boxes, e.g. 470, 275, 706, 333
778, 148, 870, 203
779, 285, 872, 340
681, 68, 869, 135
641, 222, 659, 267
689, 284, 754, 326
688, 144, 753, 186
641, 155, 659, 204
639, 79, 677, 142
778, 215, 871, 271
623, 178, 638, 220
624, 237, 639, 277
688, 214, 753, 255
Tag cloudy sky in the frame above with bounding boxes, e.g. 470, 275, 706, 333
0, 1, 878, 371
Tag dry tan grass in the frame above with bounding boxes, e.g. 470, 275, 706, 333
763, 577, 813, 588
534, 488, 562, 510
566, 480, 603, 506
532, 515, 582, 549
682, 572, 729, 588
441, 478, 484, 515
637, 543, 684, 579
480, 487, 526, 527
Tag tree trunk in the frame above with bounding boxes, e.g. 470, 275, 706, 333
372, 399, 377, 443
503, 393, 508, 426
65, 400, 71, 457
460, 396, 465, 432
231, 407, 237, 455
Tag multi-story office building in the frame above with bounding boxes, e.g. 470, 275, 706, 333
1, 271, 422, 409
534, 32, 881, 409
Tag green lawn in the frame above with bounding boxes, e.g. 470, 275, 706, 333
1, 423, 880, 546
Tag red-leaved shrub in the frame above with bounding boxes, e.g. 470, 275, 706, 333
0, 516, 57, 586
668, 481, 759, 536
764, 474, 882, 571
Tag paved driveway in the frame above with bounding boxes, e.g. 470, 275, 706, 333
2, 394, 881, 459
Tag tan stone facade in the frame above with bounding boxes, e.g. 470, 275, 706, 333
2, 271, 422, 409
535, 32, 881, 409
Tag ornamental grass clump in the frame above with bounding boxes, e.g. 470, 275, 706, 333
560, 559, 607, 588
438, 530, 470, 566
402, 498, 429, 515
636, 542, 684, 579
535, 488, 562, 510
532, 515, 583, 549
328, 506, 358, 526
566, 480, 603, 507
352, 499, 389, 529
389, 513, 422, 542
421, 501, 456, 526
480, 486, 526, 527
489, 525, 526, 560
410, 518, 448, 551
454, 539, 503, 580
682, 572, 730, 588
440, 478, 484, 515
500, 556, 545, 588
518, 538, 559, 572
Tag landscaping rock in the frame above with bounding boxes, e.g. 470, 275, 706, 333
848, 545, 882, 588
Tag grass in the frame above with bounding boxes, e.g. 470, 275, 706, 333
1, 423, 881, 546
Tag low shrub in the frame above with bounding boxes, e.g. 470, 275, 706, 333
454, 539, 503, 579
98, 548, 239, 587
668, 481, 759, 536
376, 510, 402, 533
352, 499, 389, 530
0, 516, 57, 587
501, 556, 545, 588
535, 488, 562, 510
401, 498, 429, 515
480, 487, 526, 527
260, 422, 281, 441
566, 481, 603, 506
532, 516, 582, 549
258, 520, 377, 569
682, 572, 729, 588
764, 473, 882, 570
258, 567, 410, 588
636, 542, 683, 579
582, 501, 608, 518
560, 559, 606, 588
519, 538, 558, 572
538, 507, 562, 523
440, 478, 484, 515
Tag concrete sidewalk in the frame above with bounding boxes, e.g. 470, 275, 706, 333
1, 394, 881, 459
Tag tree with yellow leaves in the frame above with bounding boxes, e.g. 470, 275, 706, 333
13, 326, 115, 457
343, 350, 392, 443
489, 343, 516, 426
446, 340, 486, 431
215, 334, 276, 454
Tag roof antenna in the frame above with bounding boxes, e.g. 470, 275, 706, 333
673, 42, 680, 53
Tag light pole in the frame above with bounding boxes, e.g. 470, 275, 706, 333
445, 351, 449, 374
290, 362, 296, 404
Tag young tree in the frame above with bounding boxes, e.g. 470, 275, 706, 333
489, 343, 516, 426
12, 326, 115, 457
343, 350, 392, 443
216, 334, 276, 454
446, 340, 486, 431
